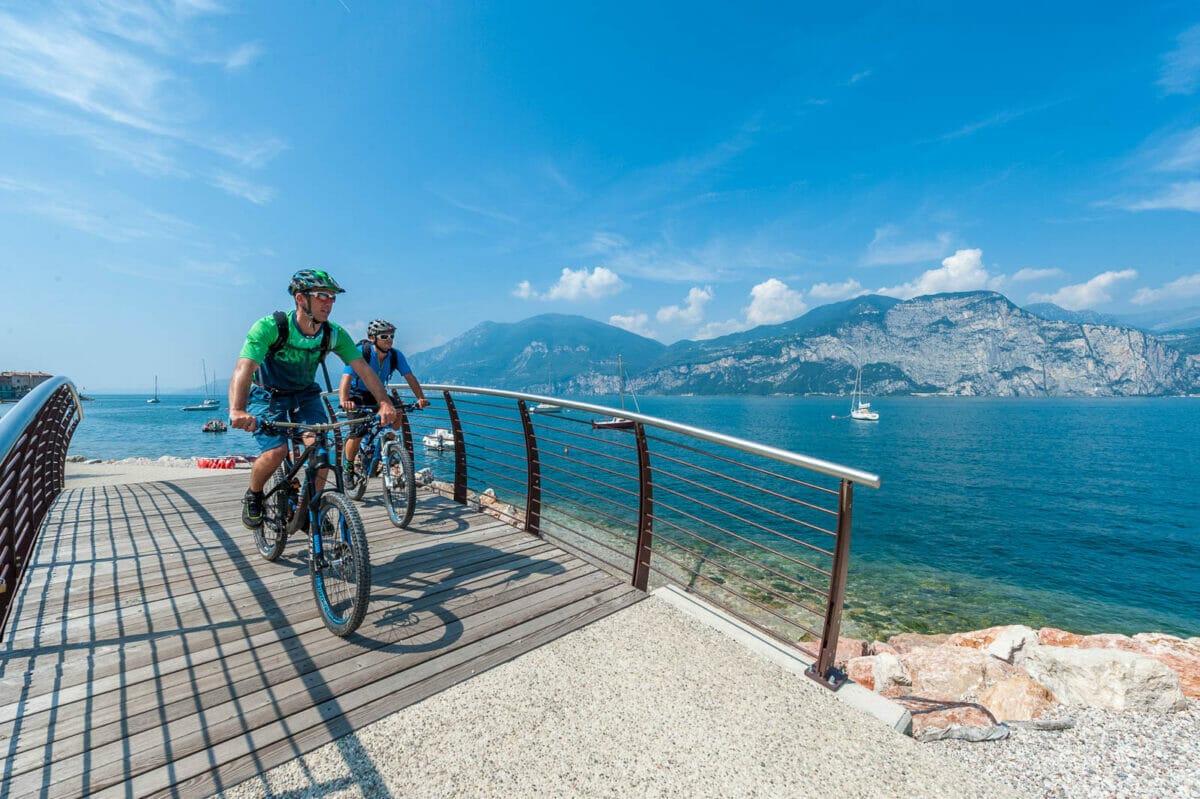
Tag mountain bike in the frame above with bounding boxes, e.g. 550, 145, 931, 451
255, 417, 371, 637
344, 400, 420, 529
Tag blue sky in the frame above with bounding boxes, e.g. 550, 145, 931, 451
2, 2, 1200, 391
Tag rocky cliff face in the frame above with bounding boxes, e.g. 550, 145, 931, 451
633, 292, 1199, 397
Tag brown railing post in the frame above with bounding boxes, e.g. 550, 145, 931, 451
806, 478, 854, 689
631, 422, 654, 591
516, 400, 541, 536
443, 391, 468, 504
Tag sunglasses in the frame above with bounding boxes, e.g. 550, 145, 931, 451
305, 291, 337, 302
374, 333, 394, 340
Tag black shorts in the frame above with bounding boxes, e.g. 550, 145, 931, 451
347, 393, 377, 436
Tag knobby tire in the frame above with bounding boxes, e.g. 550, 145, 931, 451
382, 442, 416, 528
310, 492, 371, 636
255, 465, 292, 561
349, 446, 369, 501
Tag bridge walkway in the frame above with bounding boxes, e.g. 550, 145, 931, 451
0, 474, 642, 798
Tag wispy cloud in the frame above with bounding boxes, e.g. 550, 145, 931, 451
436, 192, 520, 225
1159, 24, 1200, 95
931, 104, 1050, 143
1028, 269, 1138, 310
1132, 272, 1200, 305
513, 267, 626, 301
0, 6, 282, 201
863, 225, 953, 266
1012, 267, 1065, 282
210, 171, 276, 204
1120, 180, 1200, 212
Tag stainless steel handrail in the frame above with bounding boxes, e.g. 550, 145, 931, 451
422, 384, 882, 488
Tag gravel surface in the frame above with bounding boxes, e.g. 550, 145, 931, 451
217, 597, 1018, 799
944, 700, 1200, 799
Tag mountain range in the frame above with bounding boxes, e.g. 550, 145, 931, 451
409, 291, 1200, 397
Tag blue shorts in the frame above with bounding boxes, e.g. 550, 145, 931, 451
247, 385, 329, 453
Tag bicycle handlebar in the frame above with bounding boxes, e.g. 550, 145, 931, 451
257, 418, 359, 433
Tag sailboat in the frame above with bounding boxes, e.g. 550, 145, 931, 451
146, 376, 160, 404
181, 360, 221, 411
531, 362, 563, 414
592, 354, 640, 430
849, 365, 879, 422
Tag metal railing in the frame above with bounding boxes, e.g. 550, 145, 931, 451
0, 377, 83, 640
359, 384, 880, 689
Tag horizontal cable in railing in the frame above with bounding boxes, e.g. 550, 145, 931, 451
646, 433, 841, 499
651, 464, 839, 538
649, 512, 831, 603
646, 547, 823, 641
540, 451, 638, 486
539, 461, 639, 503
649, 446, 840, 520
651, 482, 836, 560
539, 476, 640, 523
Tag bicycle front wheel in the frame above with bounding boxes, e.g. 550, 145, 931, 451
309, 492, 371, 636
256, 466, 293, 561
382, 442, 416, 528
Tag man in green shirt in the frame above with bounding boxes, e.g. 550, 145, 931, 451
229, 268, 398, 529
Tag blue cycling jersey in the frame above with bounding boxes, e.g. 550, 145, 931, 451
344, 342, 412, 396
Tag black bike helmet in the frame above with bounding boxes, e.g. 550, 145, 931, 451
367, 319, 396, 336
288, 269, 345, 296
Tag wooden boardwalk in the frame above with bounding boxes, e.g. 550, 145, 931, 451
0, 475, 643, 798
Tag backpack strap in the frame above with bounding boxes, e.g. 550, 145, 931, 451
318, 323, 333, 392
266, 311, 290, 358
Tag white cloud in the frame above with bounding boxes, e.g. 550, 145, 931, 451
609, 312, 655, 338
878, 248, 993, 299
1132, 273, 1200, 305
1159, 24, 1200, 95
656, 286, 713, 324
1028, 269, 1138, 310
746, 278, 807, 325
1155, 128, 1200, 172
545, 266, 626, 300
580, 232, 628, 255
808, 278, 866, 302
1012, 267, 1065, 282
1123, 181, 1200, 212
515, 267, 627, 301
221, 42, 261, 71
863, 225, 953, 266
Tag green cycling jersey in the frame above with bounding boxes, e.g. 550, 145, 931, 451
239, 311, 362, 393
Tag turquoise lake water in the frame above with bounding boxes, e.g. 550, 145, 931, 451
9, 393, 1198, 639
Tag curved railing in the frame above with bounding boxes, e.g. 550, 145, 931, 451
0, 377, 84, 640
346, 384, 881, 689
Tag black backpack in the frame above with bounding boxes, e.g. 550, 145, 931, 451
261, 311, 334, 391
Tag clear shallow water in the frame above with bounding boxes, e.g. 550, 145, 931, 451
8, 393, 1198, 638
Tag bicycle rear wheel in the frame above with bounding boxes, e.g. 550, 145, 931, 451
256, 466, 293, 561
382, 442, 416, 528
309, 492, 371, 636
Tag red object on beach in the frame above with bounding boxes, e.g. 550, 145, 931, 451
197, 457, 237, 469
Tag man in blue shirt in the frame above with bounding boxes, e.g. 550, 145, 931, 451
338, 318, 430, 482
